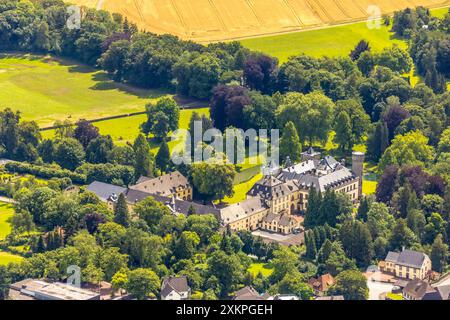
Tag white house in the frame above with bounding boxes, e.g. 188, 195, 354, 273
160, 276, 191, 300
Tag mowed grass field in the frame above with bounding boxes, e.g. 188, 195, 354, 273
0, 202, 13, 240
42, 108, 210, 153
241, 6, 448, 62
0, 53, 165, 127
240, 20, 407, 62
0, 203, 23, 266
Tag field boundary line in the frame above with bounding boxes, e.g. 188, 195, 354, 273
333, 0, 352, 19
208, 0, 229, 32
282, 0, 304, 26
244, 0, 264, 26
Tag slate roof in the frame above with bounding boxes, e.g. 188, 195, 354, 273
278, 157, 357, 192
219, 197, 268, 225
161, 276, 190, 298
315, 295, 345, 300
86, 181, 126, 202
233, 286, 264, 300
385, 249, 429, 269
86, 181, 219, 218
403, 279, 440, 300
263, 212, 296, 227
130, 171, 190, 197
436, 285, 450, 300
247, 176, 292, 200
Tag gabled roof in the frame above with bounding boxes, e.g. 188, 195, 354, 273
247, 176, 292, 200
130, 171, 190, 197
386, 249, 429, 269
435, 285, 450, 300
161, 276, 190, 298
233, 286, 264, 300
315, 295, 345, 300
86, 181, 127, 202
220, 197, 268, 224
308, 274, 335, 292
403, 279, 440, 300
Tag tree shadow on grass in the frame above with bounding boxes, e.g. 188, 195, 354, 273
89, 71, 171, 100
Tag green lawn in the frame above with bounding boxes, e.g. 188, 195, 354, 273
248, 262, 274, 278
0, 251, 23, 265
0, 202, 13, 240
240, 20, 407, 63
0, 53, 167, 127
43, 108, 210, 154
223, 173, 263, 204
363, 180, 377, 195
431, 7, 449, 18
386, 292, 404, 300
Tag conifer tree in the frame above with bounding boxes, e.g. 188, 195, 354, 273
357, 197, 370, 222
279, 121, 302, 163
133, 134, 154, 179
155, 139, 170, 173
431, 234, 448, 272
114, 193, 130, 227
334, 111, 353, 153
305, 231, 317, 260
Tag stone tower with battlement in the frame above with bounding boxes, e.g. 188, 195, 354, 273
352, 151, 365, 199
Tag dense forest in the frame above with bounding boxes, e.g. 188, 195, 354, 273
0, 1, 449, 300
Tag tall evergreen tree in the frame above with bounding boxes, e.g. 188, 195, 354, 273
279, 121, 302, 163
133, 134, 154, 180
305, 231, 317, 260
357, 197, 370, 222
114, 193, 130, 227
155, 139, 170, 173
367, 121, 389, 161
304, 188, 322, 228
430, 234, 448, 273
340, 220, 374, 268
334, 111, 353, 153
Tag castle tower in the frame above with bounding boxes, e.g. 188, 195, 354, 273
352, 151, 365, 199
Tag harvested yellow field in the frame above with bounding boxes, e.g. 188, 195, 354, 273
68, 0, 449, 42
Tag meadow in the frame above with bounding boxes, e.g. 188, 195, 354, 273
0, 202, 13, 240
240, 20, 407, 62
0, 203, 24, 266
0, 54, 166, 127
241, 6, 448, 62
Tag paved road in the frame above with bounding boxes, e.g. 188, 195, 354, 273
367, 278, 394, 300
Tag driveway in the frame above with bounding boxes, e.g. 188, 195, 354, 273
366, 272, 395, 300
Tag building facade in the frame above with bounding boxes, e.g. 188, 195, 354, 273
381, 249, 432, 280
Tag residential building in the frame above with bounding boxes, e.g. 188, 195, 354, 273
402, 279, 443, 300
315, 295, 345, 300
160, 276, 191, 300
233, 286, 269, 300
308, 273, 335, 294
380, 249, 432, 280
9, 279, 100, 300
130, 171, 193, 200
219, 197, 268, 232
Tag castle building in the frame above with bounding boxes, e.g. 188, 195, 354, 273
86, 150, 364, 236
130, 171, 193, 201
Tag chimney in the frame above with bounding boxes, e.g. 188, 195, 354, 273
352, 151, 365, 199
